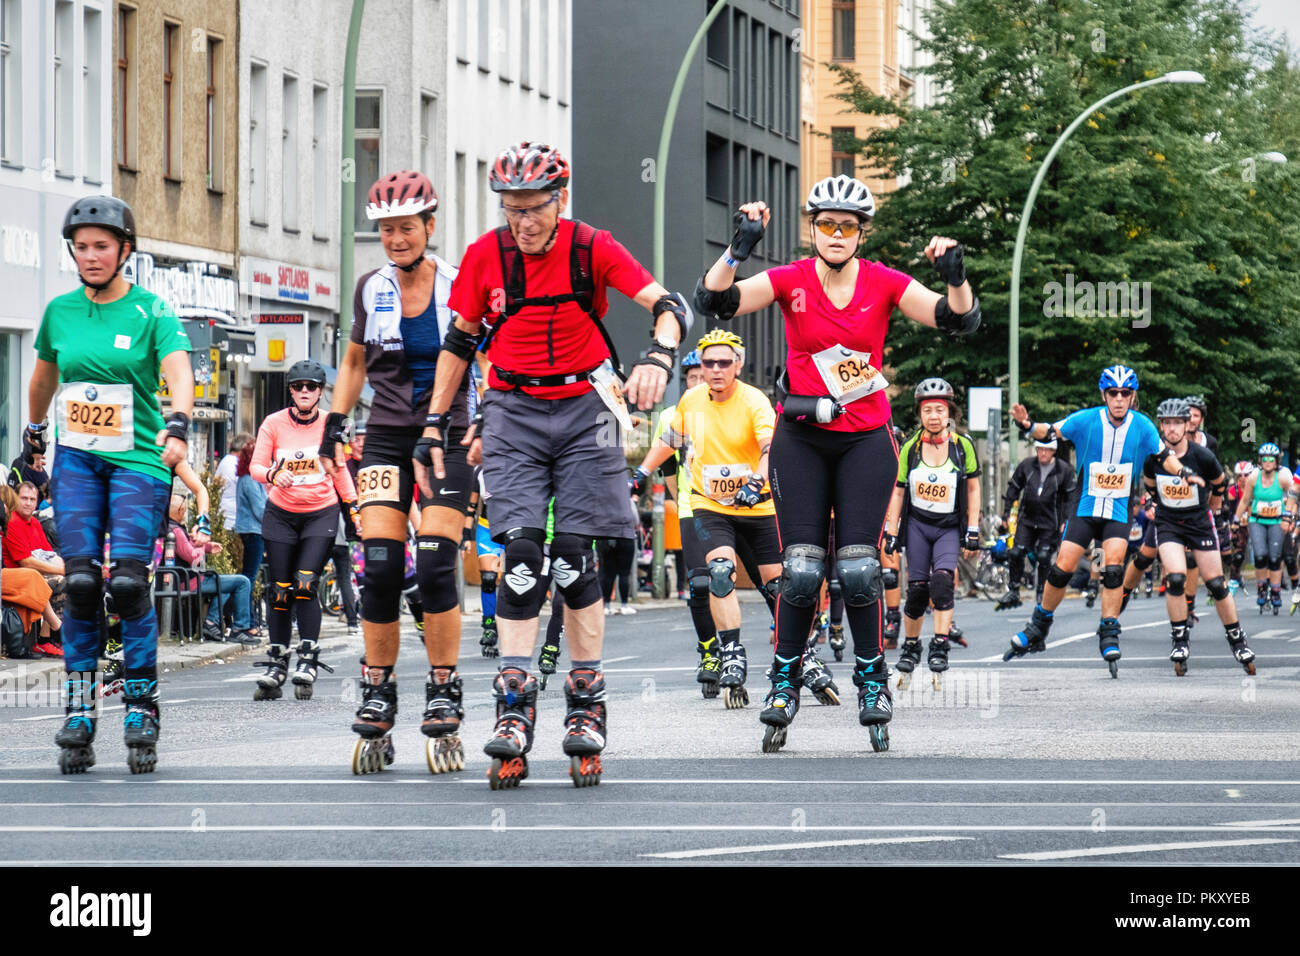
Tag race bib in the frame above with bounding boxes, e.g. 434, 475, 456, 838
1128, 523, 1143, 541
1087, 461, 1132, 499
701, 463, 752, 506
908, 466, 958, 515
1155, 474, 1199, 509
55, 382, 134, 453
1255, 499, 1283, 519
588, 360, 633, 432
356, 465, 401, 506
811, 345, 888, 405
280, 445, 327, 486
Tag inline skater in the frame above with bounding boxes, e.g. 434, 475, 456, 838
1228, 462, 1251, 589
1008, 366, 1195, 676
883, 379, 981, 691
468, 479, 503, 658
1234, 442, 1294, 616
31, 196, 193, 774
249, 360, 356, 701
694, 174, 981, 752
997, 438, 1075, 610
322, 170, 476, 775
423, 142, 689, 788
1184, 395, 1219, 457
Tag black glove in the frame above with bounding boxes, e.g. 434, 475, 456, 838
883, 532, 900, 555
414, 413, 452, 469
934, 244, 967, 286
963, 529, 980, 551
317, 411, 350, 460
629, 467, 651, 497
733, 474, 766, 509
729, 211, 766, 262
21, 422, 47, 461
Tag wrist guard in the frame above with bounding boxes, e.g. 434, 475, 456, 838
164, 411, 190, 443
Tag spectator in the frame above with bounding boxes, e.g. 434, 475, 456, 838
233, 441, 267, 599
167, 494, 258, 645
3, 482, 65, 641
215, 432, 254, 528
0, 491, 63, 657
8, 451, 51, 503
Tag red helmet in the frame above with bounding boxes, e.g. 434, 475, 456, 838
489, 142, 570, 192
365, 170, 439, 220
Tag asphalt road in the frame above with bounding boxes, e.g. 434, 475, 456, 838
2, 587, 1298, 865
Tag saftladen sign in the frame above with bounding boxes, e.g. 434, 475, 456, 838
240, 256, 339, 311
250, 313, 309, 372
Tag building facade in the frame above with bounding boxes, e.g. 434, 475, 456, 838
0, 0, 114, 464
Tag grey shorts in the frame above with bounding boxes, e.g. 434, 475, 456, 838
480, 386, 637, 540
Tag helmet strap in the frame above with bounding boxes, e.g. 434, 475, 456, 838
288, 402, 320, 425
73, 239, 130, 296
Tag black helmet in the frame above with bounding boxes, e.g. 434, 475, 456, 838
914, 377, 956, 408
1184, 394, 1207, 414
62, 196, 136, 244
287, 359, 327, 386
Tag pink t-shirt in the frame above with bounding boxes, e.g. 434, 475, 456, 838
766, 257, 913, 432
250, 409, 357, 514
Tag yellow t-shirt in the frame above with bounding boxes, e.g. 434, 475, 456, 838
666, 382, 776, 517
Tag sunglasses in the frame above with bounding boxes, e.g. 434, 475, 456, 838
501, 194, 559, 222
1104, 388, 1134, 398
701, 358, 735, 369
812, 219, 862, 238
290, 382, 321, 392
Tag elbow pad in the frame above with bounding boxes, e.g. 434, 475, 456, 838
442, 323, 481, 362
653, 292, 694, 341
934, 294, 981, 337
693, 274, 742, 323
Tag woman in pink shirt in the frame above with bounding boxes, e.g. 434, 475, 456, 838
250, 360, 358, 700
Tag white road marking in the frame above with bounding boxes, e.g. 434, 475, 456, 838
602, 656, 640, 665
1219, 818, 1300, 827
999, 838, 1296, 861
13, 700, 195, 722
1251, 629, 1290, 640
976, 620, 1167, 662
0, 825, 1297, 835
641, 835, 972, 859
1225, 789, 1243, 798
6, 776, 1300, 787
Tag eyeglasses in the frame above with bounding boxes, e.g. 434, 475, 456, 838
1104, 388, 1134, 398
812, 219, 862, 238
290, 382, 321, 392
501, 194, 560, 223
701, 358, 734, 369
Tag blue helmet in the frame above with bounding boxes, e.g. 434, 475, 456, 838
681, 350, 701, 369
1259, 442, 1281, 459
1098, 365, 1139, 391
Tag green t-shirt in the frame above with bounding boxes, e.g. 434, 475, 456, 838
36, 285, 191, 482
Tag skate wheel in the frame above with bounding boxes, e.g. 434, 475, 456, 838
814, 687, 840, 706
1174, 660, 1187, 677
488, 756, 526, 790
538, 673, 549, 691
568, 755, 602, 787
426, 737, 466, 774
1108, 660, 1119, 679
723, 685, 748, 709
931, 674, 942, 692
126, 746, 156, 775
833, 649, 844, 661
58, 747, 94, 775
896, 673, 911, 691
761, 723, 787, 753
869, 724, 890, 753
1244, 661, 1257, 676
253, 684, 282, 702
700, 680, 719, 699
293, 682, 313, 700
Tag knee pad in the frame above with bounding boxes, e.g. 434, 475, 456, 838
1009, 545, 1028, 562
1132, 552, 1154, 572
1205, 575, 1230, 601
360, 538, 406, 624
1034, 545, 1054, 567
779, 544, 826, 608
293, 570, 319, 600
929, 568, 955, 611
688, 569, 711, 608
271, 580, 294, 612
1269, 556, 1283, 571
904, 580, 931, 619
836, 545, 882, 607
415, 535, 460, 614
1101, 564, 1124, 590
497, 528, 548, 620
879, 568, 898, 592
1047, 564, 1073, 589
548, 533, 602, 610
480, 569, 498, 594
64, 556, 104, 620
707, 556, 736, 598
106, 558, 152, 620
1164, 572, 1187, 596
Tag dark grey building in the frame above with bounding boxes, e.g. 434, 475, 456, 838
573, 0, 803, 394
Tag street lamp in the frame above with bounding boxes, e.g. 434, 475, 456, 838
1007, 70, 1205, 455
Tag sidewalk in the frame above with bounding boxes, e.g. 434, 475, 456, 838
0, 631, 259, 682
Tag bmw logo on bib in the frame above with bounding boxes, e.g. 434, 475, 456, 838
1107, 465, 1116, 473
295, 450, 305, 459
929, 473, 937, 481
720, 467, 730, 477
85, 385, 98, 401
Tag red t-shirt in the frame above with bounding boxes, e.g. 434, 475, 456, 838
448, 219, 655, 399
766, 257, 914, 432
3, 513, 53, 569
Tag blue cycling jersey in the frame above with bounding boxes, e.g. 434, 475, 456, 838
1057, 406, 1162, 523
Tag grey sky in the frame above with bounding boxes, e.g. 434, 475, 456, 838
1248, 0, 1298, 45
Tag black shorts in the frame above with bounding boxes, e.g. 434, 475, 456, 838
1154, 514, 1219, 553
261, 501, 337, 544
1062, 515, 1130, 550
693, 509, 781, 567
358, 424, 473, 514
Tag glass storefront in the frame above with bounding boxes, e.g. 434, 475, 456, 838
0, 331, 17, 465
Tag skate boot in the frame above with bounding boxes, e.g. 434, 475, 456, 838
121, 676, 160, 775
994, 587, 1022, 611
828, 623, 846, 661
562, 668, 607, 787
54, 672, 97, 775
813, 611, 829, 645
484, 667, 537, 789
1225, 624, 1256, 675
1257, 581, 1268, 613
1169, 622, 1190, 676
537, 636, 561, 690
759, 654, 801, 753
1085, 584, 1098, 608
948, 623, 967, 648
422, 667, 466, 774
882, 608, 901, 649
351, 665, 397, 774
927, 635, 950, 690
101, 636, 125, 697
1271, 587, 1282, 615
1143, 577, 1153, 597
252, 644, 291, 701
1004, 604, 1054, 660
895, 638, 923, 689
852, 655, 892, 752
718, 635, 748, 709
1186, 597, 1199, 628
1291, 590, 1300, 615
696, 635, 721, 699
800, 638, 840, 706
291, 639, 335, 700
479, 616, 499, 658
1098, 616, 1122, 678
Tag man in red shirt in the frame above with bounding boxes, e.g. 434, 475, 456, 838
420, 142, 689, 789
4, 481, 65, 653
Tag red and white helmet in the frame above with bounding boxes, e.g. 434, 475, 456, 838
366, 170, 439, 220
489, 142, 570, 192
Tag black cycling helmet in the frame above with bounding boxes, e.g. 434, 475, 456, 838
62, 196, 136, 244
287, 359, 327, 387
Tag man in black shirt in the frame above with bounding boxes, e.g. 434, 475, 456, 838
997, 439, 1077, 609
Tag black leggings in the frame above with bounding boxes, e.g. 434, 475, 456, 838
770, 420, 896, 660
598, 537, 636, 605
264, 535, 335, 648
331, 543, 359, 627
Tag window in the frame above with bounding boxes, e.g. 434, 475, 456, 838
54, 1, 73, 174
768, 28, 780, 131
732, 11, 747, 117
162, 20, 180, 178
706, 6, 729, 64
455, 151, 466, 254
249, 63, 267, 223
477, 0, 490, 72
769, 157, 781, 257
282, 74, 299, 230
420, 93, 436, 181
115, 4, 134, 169
353, 91, 381, 233
732, 143, 746, 204
498, 0, 512, 82
832, 0, 855, 61
557, 0, 568, 104
831, 125, 855, 177
520, 0, 531, 89
751, 20, 763, 127
705, 134, 728, 202
312, 84, 328, 237
0, 0, 19, 164
206, 37, 224, 190
455, 0, 468, 63
83, 7, 102, 182
539, 0, 549, 95
477, 160, 488, 236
